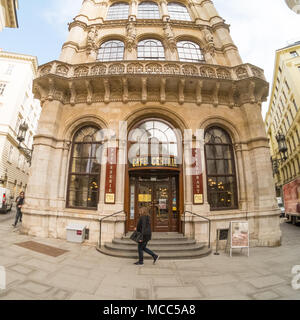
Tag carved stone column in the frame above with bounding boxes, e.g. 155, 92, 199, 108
129, 0, 138, 20
160, 0, 170, 22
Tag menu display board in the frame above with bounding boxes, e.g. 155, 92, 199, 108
227, 221, 250, 257
105, 147, 117, 204
192, 148, 204, 204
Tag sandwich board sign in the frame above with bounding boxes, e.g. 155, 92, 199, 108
226, 221, 249, 257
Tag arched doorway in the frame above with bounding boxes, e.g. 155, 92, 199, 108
125, 118, 183, 232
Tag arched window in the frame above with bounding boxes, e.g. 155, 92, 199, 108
138, 2, 160, 19
97, 40, 125, 61
167, 3, 191, 21
177, 41, 204, 62
106, 2, 129, 20
138, 39, 165, 60
67, 126, 103, 209
128, 119, 181, 164
205, 127, 238, 210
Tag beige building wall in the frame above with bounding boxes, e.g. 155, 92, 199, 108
23, 0, 281, 248
265, 41, 300, 196
0, 0, 18, 31
0, 50, 41, 197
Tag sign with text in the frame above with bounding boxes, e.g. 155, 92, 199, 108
129, 156, 179, 168
192, 148, 203, 204
105, 147, 118, 204
226, 221, 249, 257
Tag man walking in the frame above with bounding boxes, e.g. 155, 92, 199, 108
12, 192, 25, 227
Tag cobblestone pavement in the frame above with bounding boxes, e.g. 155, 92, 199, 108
0, 217, 299, 300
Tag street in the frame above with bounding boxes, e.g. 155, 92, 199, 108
0, 215, 299, 300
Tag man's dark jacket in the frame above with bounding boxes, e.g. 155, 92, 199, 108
137, 215, 152, 242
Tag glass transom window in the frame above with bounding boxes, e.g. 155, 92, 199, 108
106, 3, 129, 20
97, 40, 124, 62
177, 41, 204, 62
138, 39, 165, 60
168, 3, 191, 21
138, 2, 160, 19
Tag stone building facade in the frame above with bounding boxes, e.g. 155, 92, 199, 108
23, 0, 281, 248
0, 0, 18, 31
265, 41, 300, 199
0, 50, 41, 196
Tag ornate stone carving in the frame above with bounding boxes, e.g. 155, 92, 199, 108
126, 21, 137, 52
56, 65, 69, 76
203, 27, 215, 57
74, 66, 89, 77
163, 22, 177, 52
236, 67, 248, 79
127, 63, 144, 73
109, 64, 125, 74
164, 64, 180, 74
91, 65, 106, 75
86, 26, 99, 55
182, 65, 198, 76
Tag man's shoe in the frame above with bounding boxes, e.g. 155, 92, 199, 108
134, 262, 144, 265
153, 255, 160, 264
12, 224, 16, 227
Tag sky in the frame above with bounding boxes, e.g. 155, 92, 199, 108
0, 0, 299, 117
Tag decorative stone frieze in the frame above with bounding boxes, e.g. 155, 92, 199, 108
33, 60, 268, 107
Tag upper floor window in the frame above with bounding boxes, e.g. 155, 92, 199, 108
290, 51, 298, 58
138, 39, 165, 60
106, 2, 129, 20
167, 3, 191, 21
5, 64, 15, 76
97, 40, 125, 62
138, 2, 160, 19
177, 41, 204, 62
205, 127, 238, 210
0, 82, 7, 96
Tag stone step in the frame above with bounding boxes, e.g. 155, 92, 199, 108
97, 246, 212, 260
123, 232, 186, 240
113, 238, 197, 246
105, 242, 206, 252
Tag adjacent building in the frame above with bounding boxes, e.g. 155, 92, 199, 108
265, 41, 300, 210
285, 0, 300, 14
24, 0, 281, 250
0, 50, 41, 197
0, 0, 19, 31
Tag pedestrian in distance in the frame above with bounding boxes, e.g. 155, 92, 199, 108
12, 191, 25, 227
134, 206, 159, 266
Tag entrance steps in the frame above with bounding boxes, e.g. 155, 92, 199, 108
97, 232, 211, 260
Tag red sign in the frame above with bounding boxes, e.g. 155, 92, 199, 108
192, 148, 204, 204
105, 147, 118, 204
283, 178, 300, 213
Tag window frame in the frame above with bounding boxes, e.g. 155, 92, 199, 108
204, 126, 238, 211
138, 1, 160, 19
167, 2, 191, 21
177, 41, 204, 63
106, 2, 129, 20
97, 40, 125, 62
137, 39, 165, 61
66, 126, 103, 210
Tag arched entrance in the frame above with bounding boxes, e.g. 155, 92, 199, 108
125, 118, 183, 232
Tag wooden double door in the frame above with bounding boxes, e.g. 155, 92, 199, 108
128, 173, 179, 232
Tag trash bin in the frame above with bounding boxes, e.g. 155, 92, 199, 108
66, 224, 86, 243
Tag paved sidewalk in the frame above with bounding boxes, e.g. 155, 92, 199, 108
0, 217, 299, 300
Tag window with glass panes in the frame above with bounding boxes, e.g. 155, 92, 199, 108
0, 83, 6, 96
67, 126, 103, 209
106, 2, 129, 20
137, 39, 165, 60
167, 3, 191, 21
177, 41, 204, 62
205, 127, 238, 210
97, 40, 124, 61
138, 2, 160, 19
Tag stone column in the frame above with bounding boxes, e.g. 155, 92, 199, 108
160, 0, 170, 22
60, 25, 86, 63
75, 0, 95, 24
234, 143, 248, 211
129, 0, 138, 21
